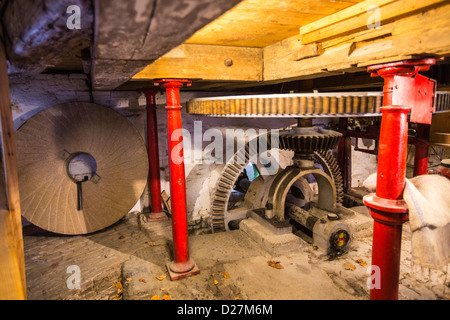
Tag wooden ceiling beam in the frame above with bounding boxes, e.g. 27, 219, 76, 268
264, 1, 450, 82
132, 44, 263, 82
1, 0, 93, 74
299, 0, 447, 45
91, 0, 243, 90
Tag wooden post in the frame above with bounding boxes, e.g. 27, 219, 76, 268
0, 41, 26, 299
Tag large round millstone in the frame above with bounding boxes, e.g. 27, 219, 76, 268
15, 102, 148, 235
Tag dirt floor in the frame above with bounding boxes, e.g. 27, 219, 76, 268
22, 211, 449, 301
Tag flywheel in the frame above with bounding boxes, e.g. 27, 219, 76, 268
15, 102, 149, 235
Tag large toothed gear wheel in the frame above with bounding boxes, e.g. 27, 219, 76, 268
314, 150, 344, 205
187, 92, 384, 116
186, 92, 450, 117
210, 141, 344, 231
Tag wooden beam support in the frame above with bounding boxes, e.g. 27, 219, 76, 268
1, 0, 93, 74
292, 43, 324, 61
299, 0, 447, 45
132, 44, 263, 82
0, 41, 26, 300
92, 0, 243, 90
264, 2, 450, 83
122, 0, 450, 89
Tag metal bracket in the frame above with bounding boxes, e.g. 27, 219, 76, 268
392, 73, 436, 125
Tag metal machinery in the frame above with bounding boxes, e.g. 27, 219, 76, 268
186, 88, 450, 259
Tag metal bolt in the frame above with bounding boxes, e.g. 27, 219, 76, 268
224, 58, 233, 67
327, 213, 339, 221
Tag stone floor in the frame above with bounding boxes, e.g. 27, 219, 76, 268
23, 211, 449, 300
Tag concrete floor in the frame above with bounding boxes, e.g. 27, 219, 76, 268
23, 210, 449, 300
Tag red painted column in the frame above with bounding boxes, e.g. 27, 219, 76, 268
364, 59, 435, 300
139, 89, 167, 220
363, 105, 410, 300
154, 79, 199, 280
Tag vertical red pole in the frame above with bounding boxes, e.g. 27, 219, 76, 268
364, 59, 435, 299
139, 89, 167, 220
364, 105, 410, 300
364, 63, 414, 300
413, 123, 430, 176
154, 79, 200, 280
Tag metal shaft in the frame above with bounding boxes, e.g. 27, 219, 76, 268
76, 176, 88, 211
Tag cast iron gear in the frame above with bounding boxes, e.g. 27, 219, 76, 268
279, 125, 342, 157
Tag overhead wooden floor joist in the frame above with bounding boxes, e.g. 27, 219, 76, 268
91, 0, 243, 90
132, 0, 450, 88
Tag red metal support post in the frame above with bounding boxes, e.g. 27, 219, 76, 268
364, 58, 436, 300
154, 79, 200, 280
138, 88, 167, 221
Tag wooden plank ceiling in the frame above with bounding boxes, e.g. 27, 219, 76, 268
127, 0, 450, 91
184, 0, 364, 48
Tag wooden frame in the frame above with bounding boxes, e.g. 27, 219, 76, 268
131, 0, 450, 87
0, 41, 26, 300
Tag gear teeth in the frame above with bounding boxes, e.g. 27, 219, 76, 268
187, 92, 450, 117
314, 150, 344, 204
211, 134, 345, 231
279, 128, 342, 155
211, 146, 250, 232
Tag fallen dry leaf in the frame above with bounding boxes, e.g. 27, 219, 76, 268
267, 260, 284, 269
162, 294, 171, 300
139, 278, 147, 283
112, 278, 123, 300
156, 274, 167, 281
223, 273, 230, 279
356, 258, 367, 266
150, 295, 160, 300
118, 235, 125, 239
113, 279, 122, 289
344, 262, 355, 271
